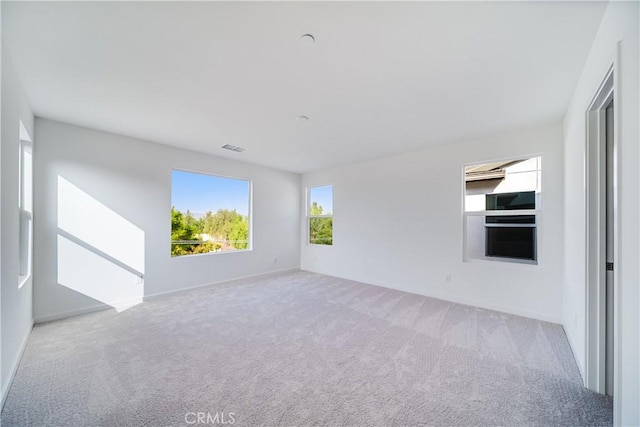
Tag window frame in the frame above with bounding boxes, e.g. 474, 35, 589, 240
170, 168, 253, 257
19, 138, 33, 286
462, 155, 542, 265
307, 184, 333, 246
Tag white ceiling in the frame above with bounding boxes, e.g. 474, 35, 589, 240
3, 1, 607, 174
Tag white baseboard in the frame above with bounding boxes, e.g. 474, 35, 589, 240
415, 287, 563, 324
1, 320, 34, 411
34, 303, 112, 324
301, 268, 562, 324
143, 267, 300, 303
34, 267, 301, 324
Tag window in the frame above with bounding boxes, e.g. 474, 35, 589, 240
308, 185, 333, 245
171, 170, 251, 257
463, 156, 541, 264
19, 138, 33, 285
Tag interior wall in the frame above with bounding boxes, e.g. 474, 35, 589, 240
301, 122, 564, 323
33, 118, 301, 322
562, 2, 639, 424
0, 46, 34, 405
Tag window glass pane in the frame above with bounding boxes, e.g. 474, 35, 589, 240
464, 215, 537, 262
19, 216, 32, 275
308, 185, 333, 246
486, 226, 536, 261
486, 191, 535, 211
309, 185, 333, 215
23, 146, 33, 213
465, 156, 541, 212
310, 217, 333, 245
171, 170, 250, 257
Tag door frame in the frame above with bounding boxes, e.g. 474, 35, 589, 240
584, 63, 617, 396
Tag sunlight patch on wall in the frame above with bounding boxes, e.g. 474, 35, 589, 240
57, 176, 144, 311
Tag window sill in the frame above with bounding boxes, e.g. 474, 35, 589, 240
172, 249, 252, 259
464, 257, 538, 266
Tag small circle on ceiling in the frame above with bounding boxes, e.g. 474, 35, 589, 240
300, 34, 315, 46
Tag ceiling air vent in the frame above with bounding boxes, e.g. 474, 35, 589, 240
221, 144, 245, 153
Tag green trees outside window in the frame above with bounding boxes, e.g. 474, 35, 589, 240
171, 207, 249, 256
171, 170, 250, 257
308, 186, 333, 246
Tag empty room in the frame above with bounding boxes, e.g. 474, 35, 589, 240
1, 1, 639, 426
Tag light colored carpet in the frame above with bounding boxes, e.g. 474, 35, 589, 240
2, 270, 611, 426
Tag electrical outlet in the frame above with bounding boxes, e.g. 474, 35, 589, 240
445, 274, 452, 283
273, 256, 278, 264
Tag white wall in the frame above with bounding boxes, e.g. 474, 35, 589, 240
302, 122, 564, 323
1, 46, 34, 405
562, 2, 639, 425
33, 118, 301, 321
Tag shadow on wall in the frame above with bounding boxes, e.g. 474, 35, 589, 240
57, 176, 145, 312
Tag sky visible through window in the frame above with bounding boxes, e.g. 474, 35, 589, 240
310, 185, 333, 214
171, 170, 249, 216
